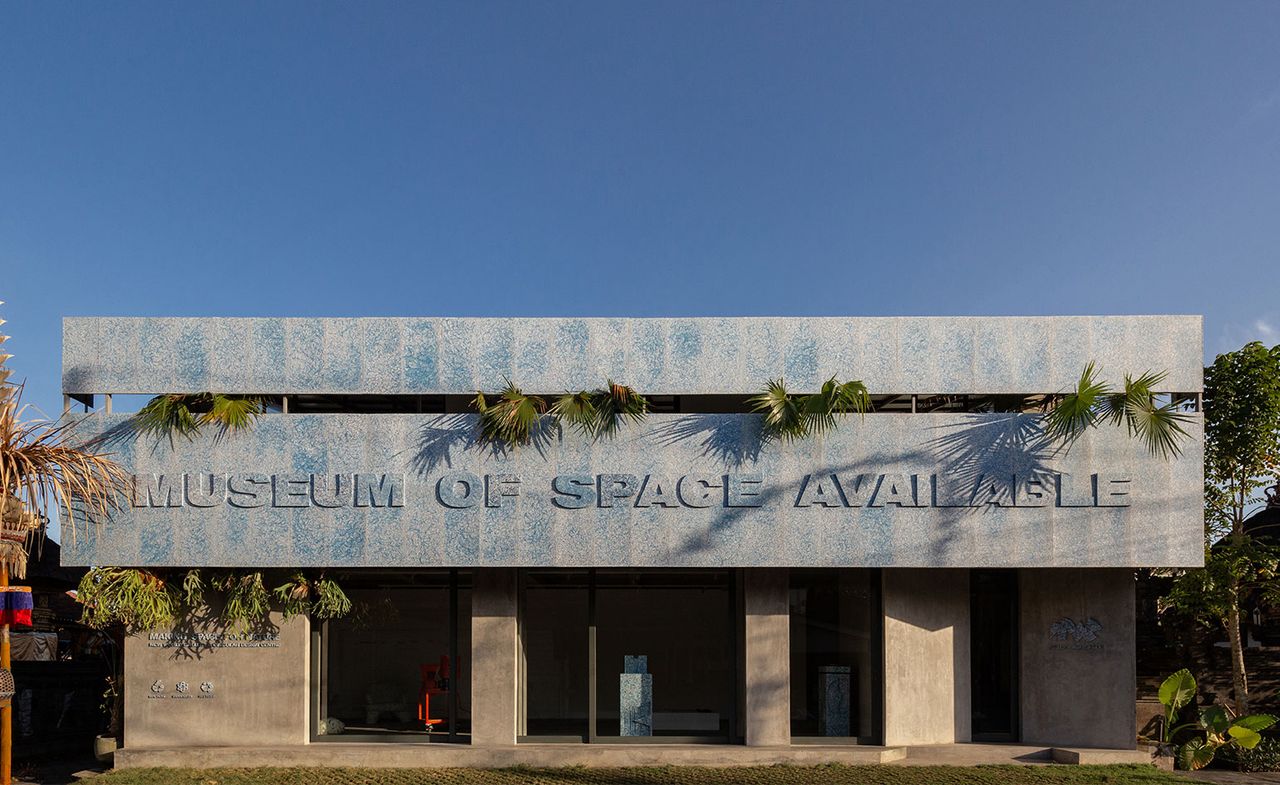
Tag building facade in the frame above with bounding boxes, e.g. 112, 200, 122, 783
61, 316, 1204, 765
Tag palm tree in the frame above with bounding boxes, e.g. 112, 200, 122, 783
134, 393, 267, 442
0, 386, 129, 577
749, 376, 871, 441
550, 380, 649, 439
1043, 363, 1193, 458
473, 379, 548, 447
475, 379, 650, 447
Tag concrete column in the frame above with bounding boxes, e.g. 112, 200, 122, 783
471, 568, 519, 746
1020, 568, 1135, 748
882, 568, 970, 746
744, 568, 790, 746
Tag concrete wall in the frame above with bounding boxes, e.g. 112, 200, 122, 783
62, 411, 1205, 570
123, 609, 309, 748
63, 315, 1203, 397
472, 568, 518, 745
882, 569, 970, 746
1020, 569, 1136, 749
744, 569, 789, 746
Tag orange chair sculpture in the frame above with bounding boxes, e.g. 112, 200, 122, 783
418, 656, 452, 730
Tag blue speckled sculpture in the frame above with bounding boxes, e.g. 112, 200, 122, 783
620, 655, 652, 736
818, 665, 851, 737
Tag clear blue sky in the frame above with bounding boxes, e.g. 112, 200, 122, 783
3, 1, 1279, 421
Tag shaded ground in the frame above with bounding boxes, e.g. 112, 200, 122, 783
14, 756, 105, 785
1186, 771, 1280, 785
68, 765, 1194, 785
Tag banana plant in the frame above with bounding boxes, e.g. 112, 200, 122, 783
749, 376, 871, 441
1043, 363, 1193, 459
1157, 669, 1278, 770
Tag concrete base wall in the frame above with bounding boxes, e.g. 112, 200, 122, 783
472, 568, 519, 745
116, 742, 907, 769
882, 569, 970, 746
123, 609, 310, 748
743, 568, 789, 746
1020, 569, 1136, 749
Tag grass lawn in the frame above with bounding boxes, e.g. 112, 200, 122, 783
95, 765, 1192, 785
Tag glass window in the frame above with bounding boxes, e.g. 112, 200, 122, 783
594, 571, 736, 740
789, 569, 881, 742
316, 571, 470, 742
521, 571, 590, 739
518, 569, 738, 743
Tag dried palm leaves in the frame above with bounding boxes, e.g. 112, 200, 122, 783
0, 384, 130, 576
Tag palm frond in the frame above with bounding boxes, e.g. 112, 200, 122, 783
0, 383, 130, 552
800, 378, 841, 435
474, 379, 547, 447
549, 390, 598, 435
1045, 363, 1191, 459
592, 380, 648, 438
801, 377, 872, 435
134, 394, 205, 441
1044, 362, 1109, 445
749, 378, 807, 441
1126, 399, 1194, 459
202, 394, 266, 436
835, 380, 872, 416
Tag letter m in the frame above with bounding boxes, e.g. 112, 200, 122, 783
132, 474, 182, 507
354, 474, 404, 508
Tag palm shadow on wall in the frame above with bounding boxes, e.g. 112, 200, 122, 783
648, 414, 766, 469
407, 414, 561, 477
924, 413, 1059, 506
663, 412, 1060, 560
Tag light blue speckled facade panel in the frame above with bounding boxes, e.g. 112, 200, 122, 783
62, 316, 1203, 396
60, 412, 1204, 569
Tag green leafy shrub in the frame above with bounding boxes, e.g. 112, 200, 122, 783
1155, 669, 1278, 770
1216, 736, 1280, 772
77, 567, 353, 632
76, 568, 180, 631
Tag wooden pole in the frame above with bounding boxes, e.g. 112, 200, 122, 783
2, 562, 11, 785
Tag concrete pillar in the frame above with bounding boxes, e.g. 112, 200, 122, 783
882, 568, 970, 746
744, 568, 790, 746
471, 568, 518, 746
1019, 568, 1135, 748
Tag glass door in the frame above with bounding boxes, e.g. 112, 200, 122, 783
970, 569, 1019, 741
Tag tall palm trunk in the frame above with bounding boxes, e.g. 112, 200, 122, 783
1227, 483, 1250, 715
1226, 582, 1249, 715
